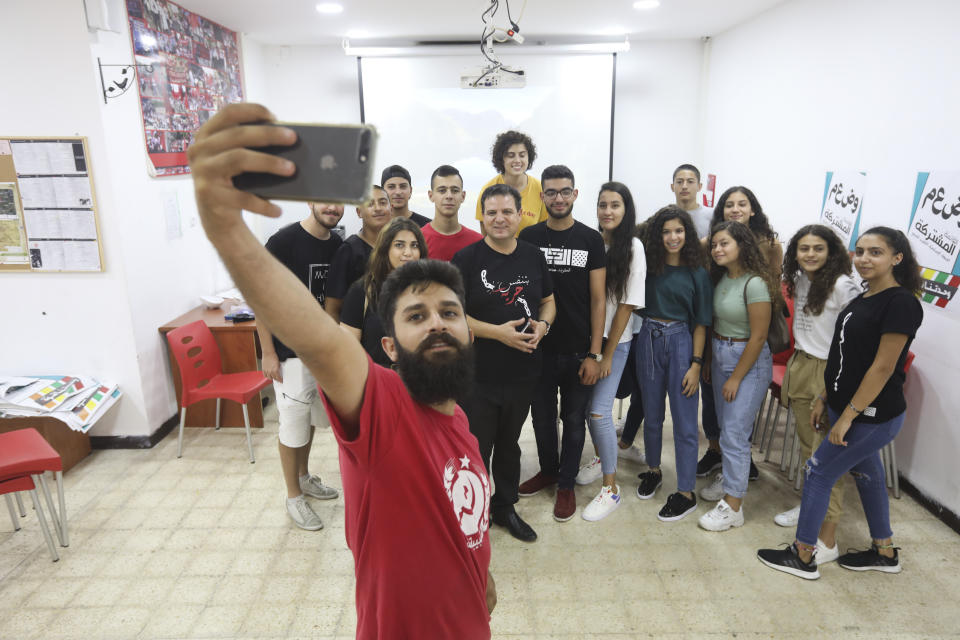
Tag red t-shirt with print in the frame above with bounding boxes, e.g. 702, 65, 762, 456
322, 357, 492, 640
421, 223, 483, 262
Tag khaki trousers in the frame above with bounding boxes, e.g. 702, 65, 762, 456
785, 350, 845, 523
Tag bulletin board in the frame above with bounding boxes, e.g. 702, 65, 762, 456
0, 137, 104, 273
125, 0, 245, 177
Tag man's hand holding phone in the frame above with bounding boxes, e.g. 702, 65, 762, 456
188, 103, 296, 237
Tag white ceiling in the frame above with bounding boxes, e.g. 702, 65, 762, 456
174, 0, 788, 46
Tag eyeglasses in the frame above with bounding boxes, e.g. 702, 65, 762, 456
543, 188, 575, 200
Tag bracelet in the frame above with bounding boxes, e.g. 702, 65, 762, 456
848, 401, 863, 414
818, 393, 827, 403
690, 356, 704, 365
542, 320, 551, 334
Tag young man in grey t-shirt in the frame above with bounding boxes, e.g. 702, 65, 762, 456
671, 164, 712, 240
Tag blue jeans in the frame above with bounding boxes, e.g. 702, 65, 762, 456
531, 352, 592, 490
588, 341, 630, 475
795, 407, 904, 547
638, 320, 700, 493
711, 338, 772, 498
619, 332, 645, 446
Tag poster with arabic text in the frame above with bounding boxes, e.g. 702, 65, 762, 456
125, 0, 244, 176
819, 171, 865, 251
908, 171, 960, 311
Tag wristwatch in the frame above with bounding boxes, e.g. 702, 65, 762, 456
586, 352, 603, 363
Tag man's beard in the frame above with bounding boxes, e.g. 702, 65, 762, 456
312, 213, 340, 230
546, 203, 573, 219
394, 332, 475, 406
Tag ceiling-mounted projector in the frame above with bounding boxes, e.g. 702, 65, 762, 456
460, 65, 526, 89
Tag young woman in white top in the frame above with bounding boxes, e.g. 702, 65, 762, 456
772, 225, 861, 561
577, 181, 646, 521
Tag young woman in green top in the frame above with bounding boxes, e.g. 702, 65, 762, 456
698, 221, 782, 531
633, 206, 713, 523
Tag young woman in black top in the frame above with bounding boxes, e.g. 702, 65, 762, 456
758, 227, 923, 579
340, 218, 427, 366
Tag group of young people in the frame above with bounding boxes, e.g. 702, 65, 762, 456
188, 103, 924, 638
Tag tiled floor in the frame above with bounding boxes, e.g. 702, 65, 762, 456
2, 395, 958, 639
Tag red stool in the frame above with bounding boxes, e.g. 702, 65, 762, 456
0, 428, 67, 561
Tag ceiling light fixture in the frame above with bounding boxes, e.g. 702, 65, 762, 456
633, 0, 660, 9
316, 2, 344, 15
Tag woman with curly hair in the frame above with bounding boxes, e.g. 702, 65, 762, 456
758, 228, 923, 579
576, 182, 646, 522
475, 130, 545, 235
771, 225, 861, 562
698, 221, 782, 531
631, 206, 712, 523
697, 186, 783, 478
710, 186, 784, 277
340, 218, 427, 367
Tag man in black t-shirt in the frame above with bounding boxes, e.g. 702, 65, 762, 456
382, 164, 431, 227
517, 165, 607, 523
324, 185, 390, 322
257, 202, 344, 531
452, 183, 555, 542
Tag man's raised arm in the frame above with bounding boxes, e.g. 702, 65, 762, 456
188, 103, 367, 430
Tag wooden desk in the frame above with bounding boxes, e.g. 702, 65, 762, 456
159, 300, 265, 429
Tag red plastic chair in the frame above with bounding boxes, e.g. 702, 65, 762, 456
1, 428, 66, 561
166, 319, 271, 463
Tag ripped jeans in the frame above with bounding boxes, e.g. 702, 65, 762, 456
795, 407, 905, 547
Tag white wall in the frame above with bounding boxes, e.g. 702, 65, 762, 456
1, 1, 148, 438
2, 0, 237, 439
612, 39, 705, 217
243, 43, 363, 240
703, 0, 960, 513
86, 9, 237, 436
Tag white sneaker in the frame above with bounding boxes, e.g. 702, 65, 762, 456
300, 474, 339, 500
698, 498, 744, 531
575, 456, 603, 485
699, 473, 725, 502
774, 504, 801, 527
816, 538, 839, 564
582, 485, 622, 522
617, 444, 646, 464
286, 495, 324, 531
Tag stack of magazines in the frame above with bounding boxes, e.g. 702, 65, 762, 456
0, 376, 122, 434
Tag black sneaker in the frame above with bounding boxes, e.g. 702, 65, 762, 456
838, 545, 902, 573
757, 543, 820, 580
749, 458, 760, 481
696, 449, 722, 477
657, 492, 697, 522
636, 471, 662, 500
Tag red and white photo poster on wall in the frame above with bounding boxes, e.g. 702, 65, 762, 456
125, 0, 244, 177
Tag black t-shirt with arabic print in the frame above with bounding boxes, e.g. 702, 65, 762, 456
518, 220, 606, 354
452, 239, 553, 382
